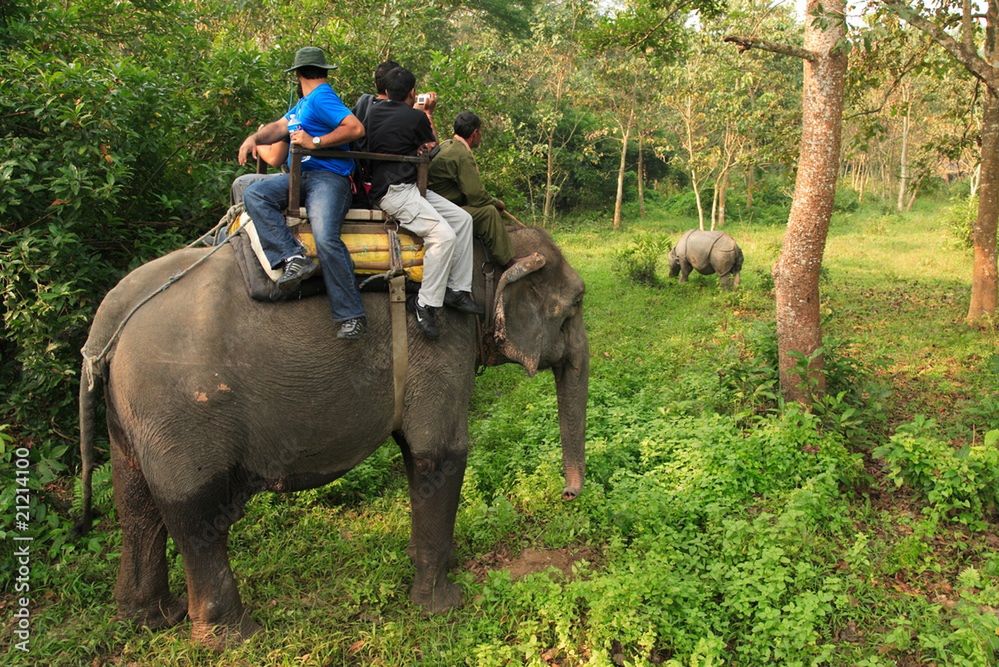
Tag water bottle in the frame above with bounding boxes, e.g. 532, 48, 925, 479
287, 112, 301, 134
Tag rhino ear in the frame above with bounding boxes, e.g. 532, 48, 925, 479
493, 253, 546, 375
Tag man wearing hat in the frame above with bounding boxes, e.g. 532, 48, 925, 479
237, 46, 368, 340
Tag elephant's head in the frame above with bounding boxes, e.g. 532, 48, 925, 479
667, 246, 681, 277
477, 226, 588, 500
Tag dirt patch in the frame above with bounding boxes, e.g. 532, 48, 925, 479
466, 545, 599, 582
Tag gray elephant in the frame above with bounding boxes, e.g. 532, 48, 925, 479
668, 229, 744, 289
77, 226, 588, 650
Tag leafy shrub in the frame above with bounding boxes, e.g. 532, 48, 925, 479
724, 176, 793, 225
715, 321, 780, 417
874, 416, 999, 529
711, 323, 888, 443
833, 187, 860, 213
945, 195, 978, 249
662, 189, 706, 219
613, 234, 671, 287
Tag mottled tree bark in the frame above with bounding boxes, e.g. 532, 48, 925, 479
773, 0, 847, 403
727, 1, 847, 403
637, 130, 646, 218
969, 87, 999, 323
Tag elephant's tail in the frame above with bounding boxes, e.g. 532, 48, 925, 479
75, 351, 104, 536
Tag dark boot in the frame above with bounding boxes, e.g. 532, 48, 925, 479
443, 288, 483, 316
407, 297, 440, 339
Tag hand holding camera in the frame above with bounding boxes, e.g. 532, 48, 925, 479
414, 91, 437, 113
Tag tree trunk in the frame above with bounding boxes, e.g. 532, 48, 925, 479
682, 96, 705, 230
543, 126, 557, 225
612, 119, 632, 231
637, 131, 646, 218
746, 165, 755, 209
692, 170, 705, 230
717, 169, 729, 227
897, 91, 911, 212
968, 87, 999, 323
774, 0, 847, 404
710, 179, 719, 231
858, 159, 868, 203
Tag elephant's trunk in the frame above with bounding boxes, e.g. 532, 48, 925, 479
553, 309, 588, 500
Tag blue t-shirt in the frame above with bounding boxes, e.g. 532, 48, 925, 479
284, 83, 354, 175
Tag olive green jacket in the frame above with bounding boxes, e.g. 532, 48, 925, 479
427, 138, 499, 209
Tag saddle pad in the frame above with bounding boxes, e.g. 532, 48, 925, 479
230, 212, 424, 282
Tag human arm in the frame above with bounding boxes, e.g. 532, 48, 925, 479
237, 118, 289, 165
456, 150, 499, 209
256, 139, 289, 168
291, 113, 365, 150
413, 92, 438, 140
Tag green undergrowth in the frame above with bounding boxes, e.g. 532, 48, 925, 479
3, 196, 998, 665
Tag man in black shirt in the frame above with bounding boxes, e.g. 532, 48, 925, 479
365, 67, 480, 339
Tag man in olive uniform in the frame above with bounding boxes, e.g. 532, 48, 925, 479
428, 111, 516, 267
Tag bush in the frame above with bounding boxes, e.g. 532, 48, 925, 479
874, 416, 999, 529
661, 189, 705, 219
612, 234, 671, 287
725, 176, 792, 225
945, 195, 978, 249
833, 187, 860, 213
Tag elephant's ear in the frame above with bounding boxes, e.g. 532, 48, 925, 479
493, 252, 546, 376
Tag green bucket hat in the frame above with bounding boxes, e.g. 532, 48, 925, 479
284, 46, 337, 73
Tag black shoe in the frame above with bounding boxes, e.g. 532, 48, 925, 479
276, 256, 319, 292
443, 288, 483, 315
407, 296, 440, 339
336, 317, 366, 340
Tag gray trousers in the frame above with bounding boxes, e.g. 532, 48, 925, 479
231, 173, 281, 206
378, 184, 474, 308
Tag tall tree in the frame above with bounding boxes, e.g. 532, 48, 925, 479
726, 0, 849, 403
882, 0, 999, 326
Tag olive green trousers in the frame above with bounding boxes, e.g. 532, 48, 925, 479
464, 204, 514, 265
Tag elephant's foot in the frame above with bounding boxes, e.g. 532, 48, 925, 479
191, 610, 261, 652
117, 594, 188, 630
410, 576, 464, 613
408, 540, 458, 571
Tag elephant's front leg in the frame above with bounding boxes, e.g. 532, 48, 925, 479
403, 449, 467, 612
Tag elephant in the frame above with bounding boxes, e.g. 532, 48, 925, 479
667, 229, 744, 289
76, 224, 588, 650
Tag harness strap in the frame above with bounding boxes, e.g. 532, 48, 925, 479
388, 273, 408, 431
385, 225, 410, 431
475, 264, 497, 372
83, 214, 245, 386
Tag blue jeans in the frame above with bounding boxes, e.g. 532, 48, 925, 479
243, 170, 365, 322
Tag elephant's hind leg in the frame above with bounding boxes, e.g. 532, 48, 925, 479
111, 437, 187, 630
162, 482, 260, 651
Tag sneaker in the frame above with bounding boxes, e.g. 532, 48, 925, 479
277, 255, 319, 292
336, 317, 367, 340
407, 296, 440, 339
443, 288, 483, 315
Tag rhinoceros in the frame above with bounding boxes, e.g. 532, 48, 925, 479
668, 230, 744, 289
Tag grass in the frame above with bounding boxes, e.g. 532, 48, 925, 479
3, 194, 998, 666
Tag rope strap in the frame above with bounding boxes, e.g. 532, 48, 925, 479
81, 208, 246, 387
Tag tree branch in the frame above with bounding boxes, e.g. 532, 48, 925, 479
844, 43, 931, 120
882, 0, 998, 91
723, 35, 818, 62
